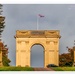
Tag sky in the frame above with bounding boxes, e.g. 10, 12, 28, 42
1, 4, 75, 67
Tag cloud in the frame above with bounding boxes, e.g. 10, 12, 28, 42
2, 4, 75, 66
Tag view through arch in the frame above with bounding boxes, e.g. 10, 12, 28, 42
30, 44, 44, 67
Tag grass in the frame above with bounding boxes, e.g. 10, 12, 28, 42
52, 67, 75, 71
0, 66, 75, 71
51, 67, 64, 71
61, 67, 75, 71
0, 66, 34, 71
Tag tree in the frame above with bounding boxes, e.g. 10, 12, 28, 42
0, 4, 11, 66
2, 47, 11, 66
59, 53, 73, 66
0, 4, 5, 36
59, 47, 74, 67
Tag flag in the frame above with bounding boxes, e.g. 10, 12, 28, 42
38, 14, 44, 17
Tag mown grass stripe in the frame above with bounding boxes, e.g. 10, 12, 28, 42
0, 67, 34, 71
51, 67, 75, 71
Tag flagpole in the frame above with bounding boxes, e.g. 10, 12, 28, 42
37, 14, 44, 30
37, 14, 38, 30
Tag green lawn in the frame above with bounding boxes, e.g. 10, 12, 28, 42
52, 67, 75, 71
0, 66, 75, 71
0, 67, 34, 71
51, 67, 63, 71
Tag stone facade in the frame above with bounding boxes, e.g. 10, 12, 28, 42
0, 41, 3, 66
15, 30, 61, 67
73, 46, 75, 66
0, 47, 2, 66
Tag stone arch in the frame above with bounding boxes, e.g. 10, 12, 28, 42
15, 30, 61, 67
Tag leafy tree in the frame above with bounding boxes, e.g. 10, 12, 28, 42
59, 47, 74, 67
0, 4, 5, 36
2, 55, 11, 66
59, 53, 73, 66
0, 4, 11, 66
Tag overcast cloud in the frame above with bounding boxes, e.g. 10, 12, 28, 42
1, 4, 75, 66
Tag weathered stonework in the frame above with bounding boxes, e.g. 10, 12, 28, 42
73, 46, 75, 66
15, 30, 61, 67
0, 47, 2, 66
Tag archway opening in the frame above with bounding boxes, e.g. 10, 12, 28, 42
30, 44, 44, 68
